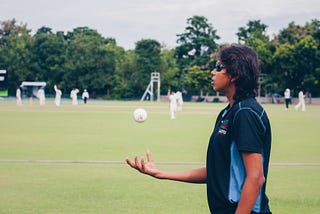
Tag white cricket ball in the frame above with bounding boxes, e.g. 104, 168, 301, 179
133, 108, 148, 123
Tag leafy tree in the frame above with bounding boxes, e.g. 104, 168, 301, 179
272, 20, 320, 96
63, 27, 117, 96
237, 20, 268, 44
132, 39, 161, 97
296, 36, 319, 94
113, 49, 137, 99
186, 66, 211, 97
175, 15, 219, 95
0, 19, 32, 94
158, 48, 179, 94
273, 21, 308, 45
176, 15, 220, 70
236, 20, 273, 96
273, 36, 318, 94
30, 27, 67, 93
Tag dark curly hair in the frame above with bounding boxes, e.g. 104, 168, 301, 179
218, 44, 260, 102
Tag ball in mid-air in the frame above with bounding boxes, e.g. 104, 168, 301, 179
133, 108, 147, 123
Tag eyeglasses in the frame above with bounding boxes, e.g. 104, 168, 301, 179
215, 61, 225, 72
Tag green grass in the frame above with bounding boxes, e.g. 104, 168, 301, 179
0, 100, 319, 213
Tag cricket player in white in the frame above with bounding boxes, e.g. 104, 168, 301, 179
16, 87, 22, 106
176, 91, 183, 112
54, 85, 62, 106
168, 90, 177, 119
70, 88, 79, 106
295, 90, 306, 111
37, 88, 45, 106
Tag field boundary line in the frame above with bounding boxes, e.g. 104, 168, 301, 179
0, 159, 319, 166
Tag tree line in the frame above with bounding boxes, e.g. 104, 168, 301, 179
0, 16, 319, 99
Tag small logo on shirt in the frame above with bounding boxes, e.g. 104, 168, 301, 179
218, 119, 229, 135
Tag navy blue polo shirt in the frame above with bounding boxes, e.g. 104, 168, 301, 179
206, 98, 272, 214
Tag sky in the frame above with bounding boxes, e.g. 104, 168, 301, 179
1, 0, 319, 50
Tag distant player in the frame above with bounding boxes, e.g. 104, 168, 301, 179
70, 88, 79, 106
295, 90, 306, 112
168, 89, 177, 119
54, 85, 62, 106
16, 87, 22, 106
82, 89, 89, 104
37, 88, 45, 106
284, 88, 291, 110
176, 91, 183, 112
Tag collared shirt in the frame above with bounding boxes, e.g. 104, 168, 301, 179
206, 98, 272, 214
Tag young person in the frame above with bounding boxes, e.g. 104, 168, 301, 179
126, 44, 272, 214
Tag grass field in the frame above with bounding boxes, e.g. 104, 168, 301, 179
0, 99, 319, 213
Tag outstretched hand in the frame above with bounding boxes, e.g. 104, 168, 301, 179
125, 150, 161, 178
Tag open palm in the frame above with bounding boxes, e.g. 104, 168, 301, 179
125, 150, 161, 178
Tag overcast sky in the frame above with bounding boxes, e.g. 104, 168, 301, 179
1, 0, 319, 50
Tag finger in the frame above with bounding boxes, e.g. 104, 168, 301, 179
141, 157, 146, 172
146, 149, 153, 162
134, 156, 142, 171
125, 157, 135, 168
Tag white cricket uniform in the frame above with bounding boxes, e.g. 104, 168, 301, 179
176, 91, 183, 111
295, 91, 306, 111
54, 85, 62, 106
37, 89, 46, 106
70, 89, 79, 106
16, 88, 22, 106
169, 93, 177, 119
